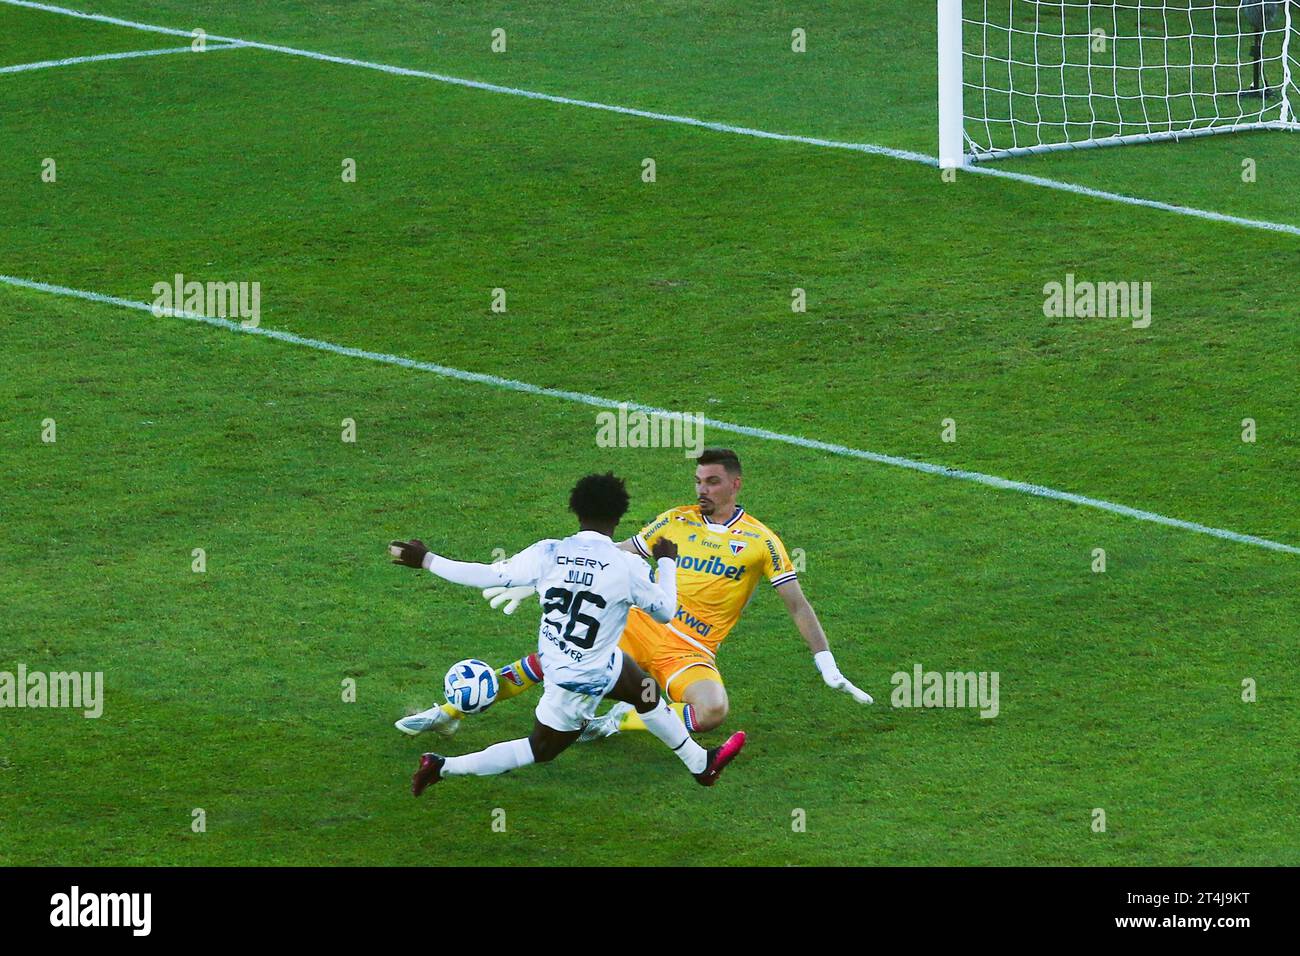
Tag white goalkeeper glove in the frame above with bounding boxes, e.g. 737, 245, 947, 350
814, 650, 873, 705
482, 585, 536, 615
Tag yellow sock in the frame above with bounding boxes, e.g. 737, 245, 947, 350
496, 653, 543, 700
441, 654, 543, 720
619, 701, 690, 732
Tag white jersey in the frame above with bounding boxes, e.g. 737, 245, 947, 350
494, 530, 675, 694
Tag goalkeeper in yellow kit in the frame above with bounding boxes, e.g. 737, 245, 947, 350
395, 448, 872, 739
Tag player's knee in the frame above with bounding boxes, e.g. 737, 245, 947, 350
692, 697, 728, 731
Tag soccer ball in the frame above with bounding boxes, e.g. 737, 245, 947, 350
444, 659, 499, 715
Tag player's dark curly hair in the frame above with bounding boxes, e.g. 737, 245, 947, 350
569, 472, 631, 524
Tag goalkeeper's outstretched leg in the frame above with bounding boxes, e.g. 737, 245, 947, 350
395, 653, 543, 737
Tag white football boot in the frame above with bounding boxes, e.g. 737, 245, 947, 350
578, 701, 632, 742
395, 705, 461, 737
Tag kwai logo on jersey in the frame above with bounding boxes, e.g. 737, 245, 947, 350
674, 607, 714, 638
677, 554, 745, 580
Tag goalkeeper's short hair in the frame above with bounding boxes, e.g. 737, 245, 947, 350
697, 447, 742, 476
569, 472, 630, 525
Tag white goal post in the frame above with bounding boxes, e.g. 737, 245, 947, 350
939, 0, 1300, 166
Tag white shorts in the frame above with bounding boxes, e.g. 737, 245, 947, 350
534, 648, 623, 732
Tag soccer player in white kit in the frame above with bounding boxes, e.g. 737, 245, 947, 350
389, 473, 747, 794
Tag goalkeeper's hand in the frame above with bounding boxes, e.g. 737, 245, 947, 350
389, 538, 430, 569
814, 650, 873, 705
482, 585, 536, 615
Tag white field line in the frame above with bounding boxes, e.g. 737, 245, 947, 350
0, 43, 243, 75
4, 0, 1299, 239
2, 272, 1296, 557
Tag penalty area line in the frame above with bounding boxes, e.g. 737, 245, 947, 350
0, 43, 245, 75
2, 0, 1298, 239
1, 271, 1297, 558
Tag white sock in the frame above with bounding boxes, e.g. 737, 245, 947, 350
442, 738, 535, 777
639, 699, 708, 774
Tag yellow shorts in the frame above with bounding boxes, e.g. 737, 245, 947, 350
619, 608, 724, 701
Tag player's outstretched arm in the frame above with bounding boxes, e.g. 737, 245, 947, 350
389, 539, 514, 590
776, 579, 873, 705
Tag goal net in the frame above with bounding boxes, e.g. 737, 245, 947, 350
939, 1, 1300, 165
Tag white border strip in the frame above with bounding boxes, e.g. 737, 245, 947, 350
1, 271, 1295, 557
0, 43, 243, 75
4, 0, 1299, 239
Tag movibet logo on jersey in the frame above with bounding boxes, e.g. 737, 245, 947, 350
677, 554, 745, 580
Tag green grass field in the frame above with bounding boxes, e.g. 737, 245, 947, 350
1, 1, 1297, 866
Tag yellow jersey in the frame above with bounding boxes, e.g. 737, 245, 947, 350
631, 504, 796, 655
